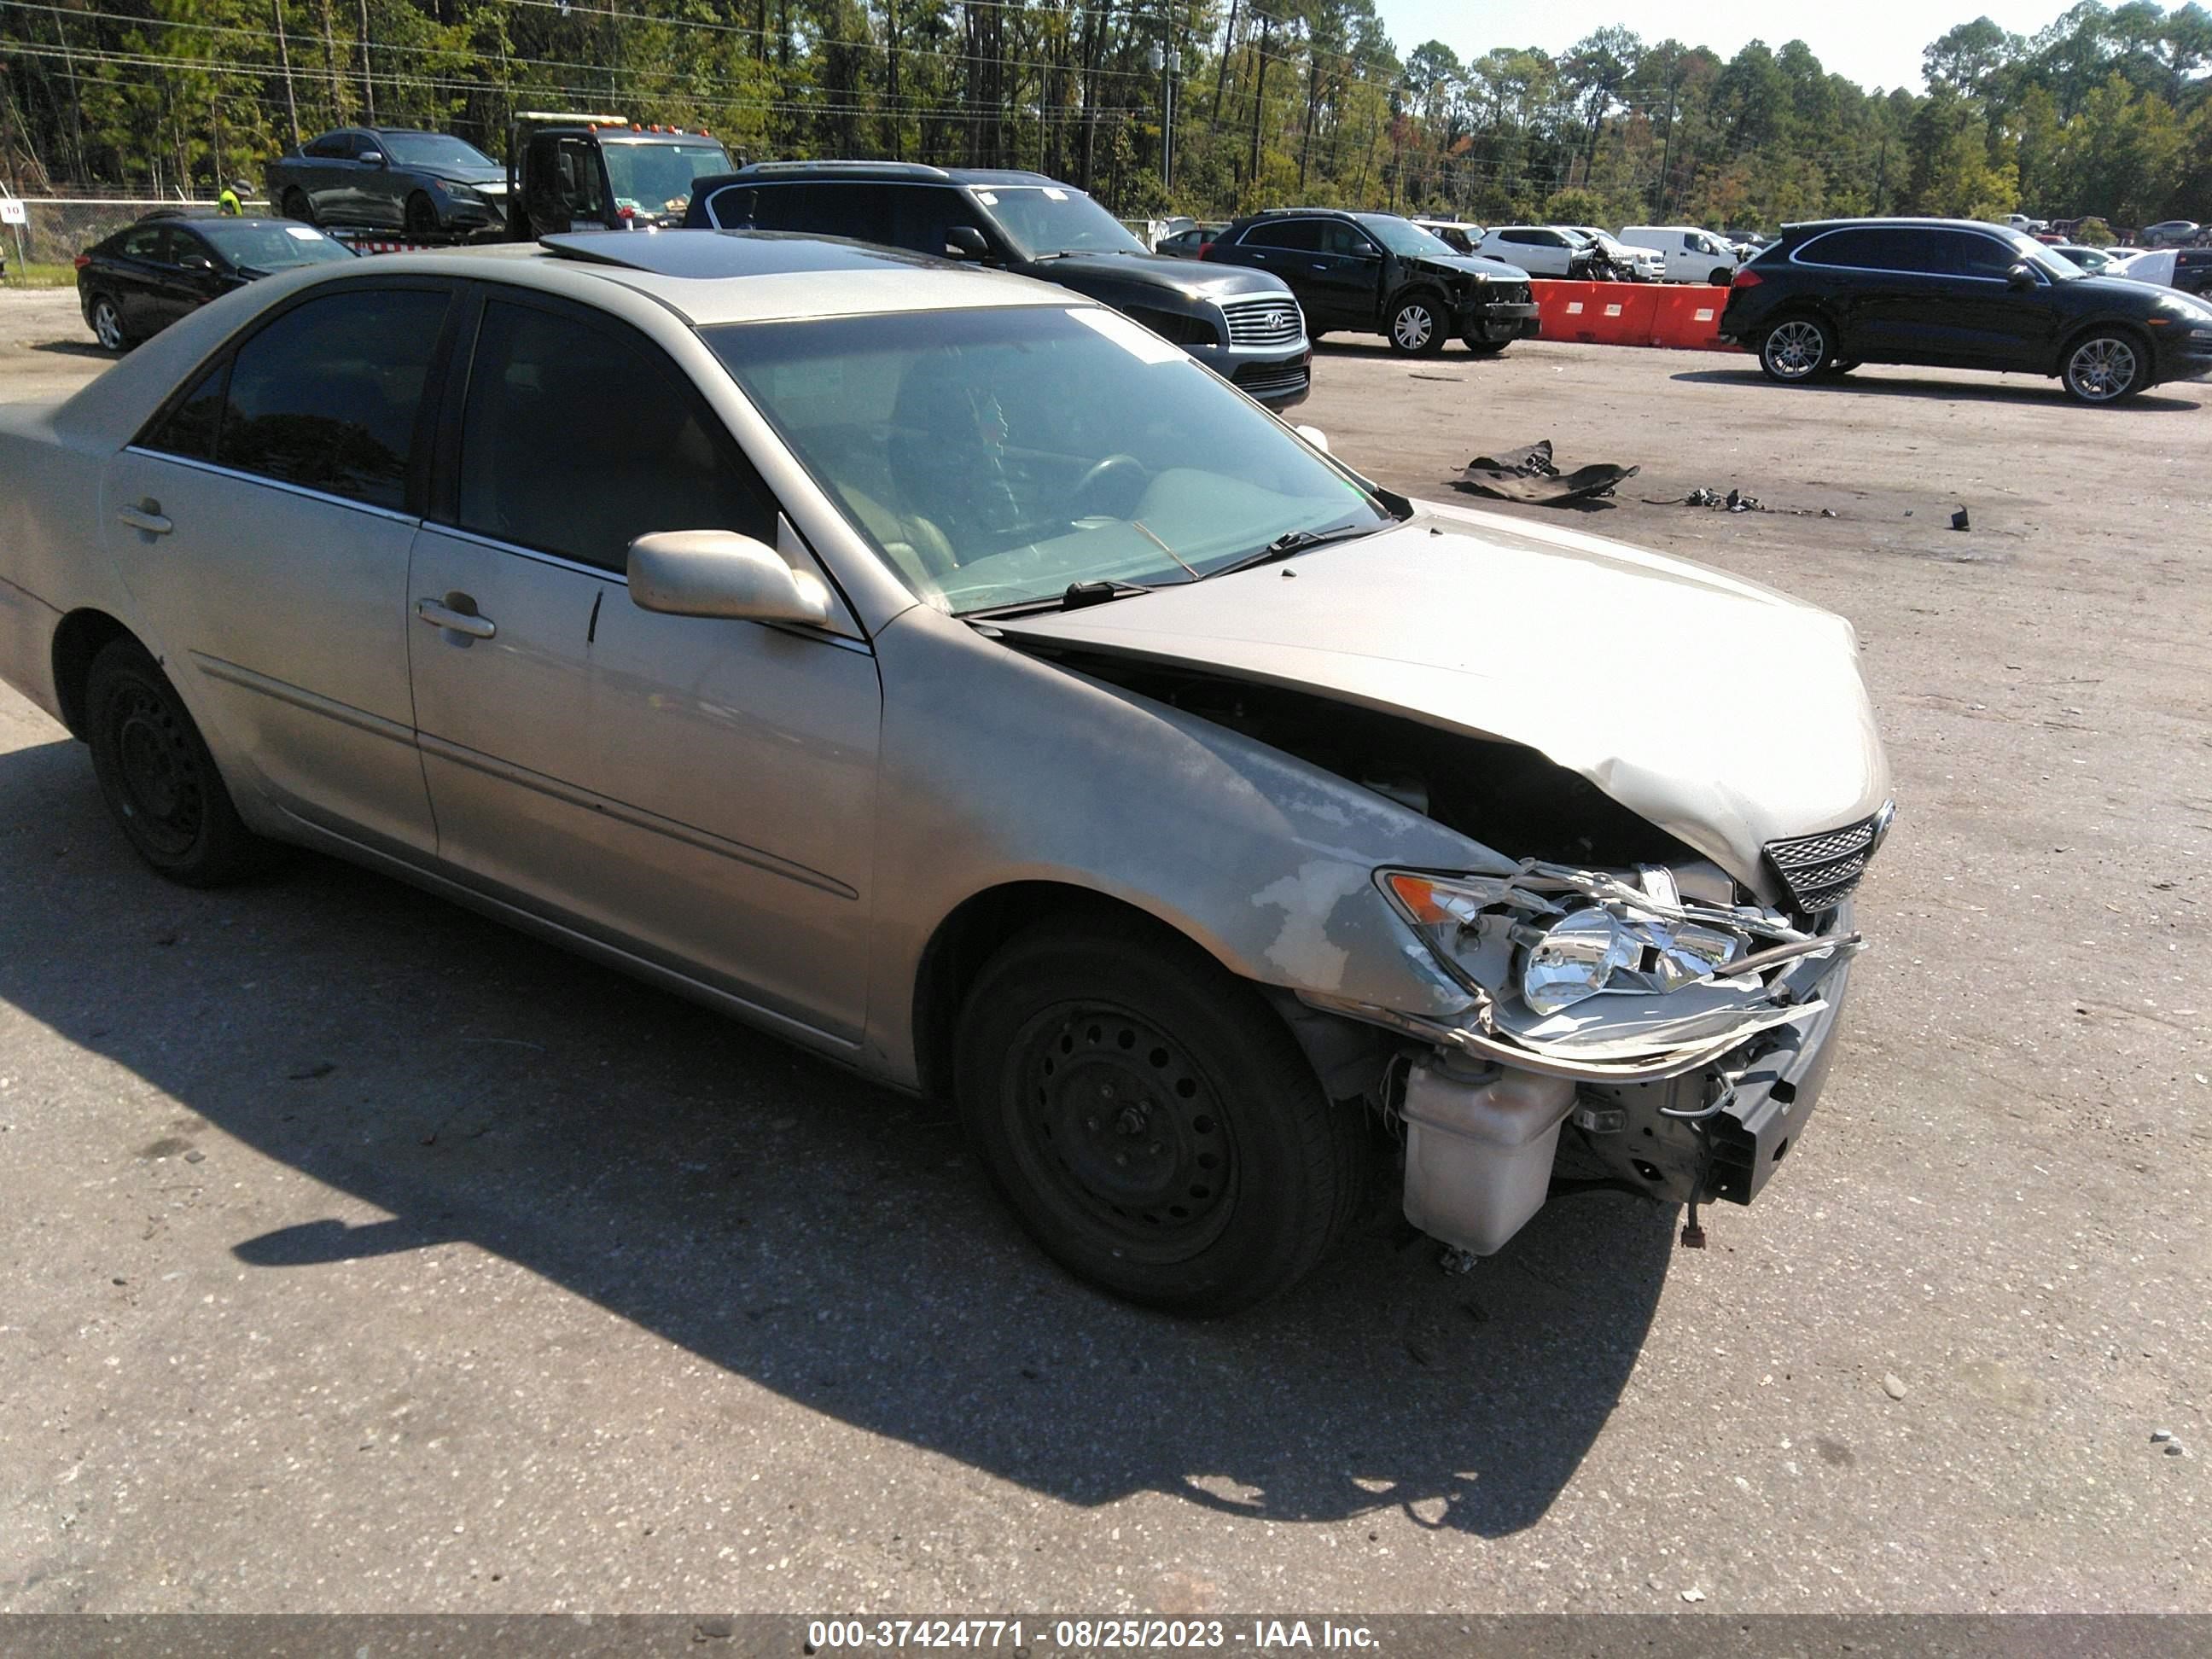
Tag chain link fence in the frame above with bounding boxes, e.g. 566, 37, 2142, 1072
2, 191, 271, 270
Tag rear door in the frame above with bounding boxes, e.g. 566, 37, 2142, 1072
1225, 219, 1330, 317
403, 288, 882, 1043
102, 279, 457, 855
1788, 228, 1932, 358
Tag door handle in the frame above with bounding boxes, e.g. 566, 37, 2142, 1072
415, 597, 496, 639
117, 501, 172, 535
1312, 263, 1329, 271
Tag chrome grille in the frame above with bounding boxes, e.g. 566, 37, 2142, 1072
1765, 802, 1895, 913
1233, 361, 1310, 398
1222, 295, 1305, 349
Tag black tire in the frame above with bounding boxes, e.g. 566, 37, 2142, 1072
404, 193, 440, 236
1386, 294, 1447, 357
1460, 335, 1511, 356
84, 638, 272, 887
88, 293, 131, 353
280, 188, 315, 225
1757, 314, 1834, 384
953, 917, 1367, 1315
1708, 267, 1734, 285
2060, 329, 2149, 404
1830, 358, 1861, 375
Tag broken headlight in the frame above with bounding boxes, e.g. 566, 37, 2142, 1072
1379, 864, 1807, 1015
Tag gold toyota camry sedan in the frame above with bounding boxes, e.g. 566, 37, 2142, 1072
0, 230, 1891, 1313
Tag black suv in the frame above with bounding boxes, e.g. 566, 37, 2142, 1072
1720, 217, 2212, 405
685, 163, 1312, 407
1202, 208, 1540, 357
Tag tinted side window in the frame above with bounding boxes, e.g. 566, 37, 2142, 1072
888, 186, 993, 257
304, 132, 348, 159
456, 299, 777, 573
119, 225, 164, 259
749, 183, 893, 238
1800, 229, 1931, 271
143, 359, 233, 462
1937, 231, 2021, 278
1321, 222, 1373, 257
1242, 219, 1323, 251
218, 287, 449, 510
700, 183, 755, 228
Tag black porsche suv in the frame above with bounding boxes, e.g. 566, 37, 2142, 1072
1720, 217, 2212, 404
1202, 208, 1541, 357
684, 162, 1312, 407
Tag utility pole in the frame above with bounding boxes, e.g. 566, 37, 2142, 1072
1249, 12, 1269, 189
357, 0, 375, 125
274, 0, 301, 149
1656, 73, 1678, 217
884, 0, 901, 158
1149, 39, 1179, 191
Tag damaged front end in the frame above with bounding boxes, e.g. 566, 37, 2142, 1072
1306, 847, 1880, 1256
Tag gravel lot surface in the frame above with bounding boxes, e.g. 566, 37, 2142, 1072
1, 286, 2206, 1616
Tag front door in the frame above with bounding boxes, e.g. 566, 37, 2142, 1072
1310, 221, 1385, 328
102, 280, 457, 856
405, 290, 882, 1043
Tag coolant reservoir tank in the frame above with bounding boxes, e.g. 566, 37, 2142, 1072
1400, 1060, 1577, 1256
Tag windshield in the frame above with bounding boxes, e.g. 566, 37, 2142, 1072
707, 306, 1389, 615
194, 220, 355, 270
602, 141, 731, 217
379, 133, 496, 171
975, 185, 1147, 257
1357, 214, 1457, 259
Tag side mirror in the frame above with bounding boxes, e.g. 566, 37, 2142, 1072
1294, 424, 1330, 454
945, 224, 989, 261
627, 531, 832, 626
2005, 262, 2037, 290
178, 253, 213, 272
358, 150, 385, 167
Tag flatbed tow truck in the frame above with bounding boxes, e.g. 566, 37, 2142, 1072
323, 112, 738, 255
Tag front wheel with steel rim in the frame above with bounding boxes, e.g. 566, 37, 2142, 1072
90, 295, 129, 353
1388, 295, 1446, 357
2063, 330, 2146, 404
85, 637, 272, 886
954, 917, 1368, 1314
1759, 316, 1832, 384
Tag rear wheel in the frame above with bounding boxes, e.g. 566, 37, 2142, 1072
85, 638, 272, 887
1708, 267, 1734, 285
1758, 315, 1833, 384
1387, 294, 1447, 357
2062, 329, 2147, 404
953, 917, 1367, 1315
89, 294, 130, 353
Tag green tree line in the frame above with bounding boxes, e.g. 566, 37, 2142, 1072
1, 0, 2206, 228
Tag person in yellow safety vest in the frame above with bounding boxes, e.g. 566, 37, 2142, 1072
217, 181, 246, 215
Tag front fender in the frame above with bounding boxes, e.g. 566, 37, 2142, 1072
861, 604, 1501, 1086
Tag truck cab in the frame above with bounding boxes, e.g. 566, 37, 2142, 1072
507, 114, 736, 238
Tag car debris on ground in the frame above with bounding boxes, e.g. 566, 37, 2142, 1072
1453, 439, 1639, 505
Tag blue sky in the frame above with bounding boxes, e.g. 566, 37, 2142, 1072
1368, 0, 2074, 93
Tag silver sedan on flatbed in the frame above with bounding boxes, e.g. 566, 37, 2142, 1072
0, 230, 1892, 1313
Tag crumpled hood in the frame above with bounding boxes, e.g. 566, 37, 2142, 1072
992, 500, 1889, 895
1412, 253, 1532, 284
428, 165, 507, 190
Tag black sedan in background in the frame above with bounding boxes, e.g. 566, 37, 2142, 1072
1720, 217, 2212, 403
266, 127, 509, 235
75, 216, 356, 352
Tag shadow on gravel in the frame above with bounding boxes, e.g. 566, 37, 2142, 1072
1670, 365, 2207, 410
29, 340, 110, 360
0, 733, 1672, 1539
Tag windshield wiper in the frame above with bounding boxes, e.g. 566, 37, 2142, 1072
1208, 520, 1381, 577
963, 579, 1153, 620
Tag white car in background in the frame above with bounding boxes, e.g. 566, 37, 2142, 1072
1618, 225, 1743, 284
1563, 227, 1664, 282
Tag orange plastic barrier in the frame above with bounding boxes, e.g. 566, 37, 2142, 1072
1529, 280, 1742, 352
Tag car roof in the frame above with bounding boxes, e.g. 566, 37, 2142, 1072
728, 160, 1061, 187
1777, 217, 2027, 235
317, 230, 1075, 327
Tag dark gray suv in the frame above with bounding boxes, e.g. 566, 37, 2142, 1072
685, 162, 1312, 407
